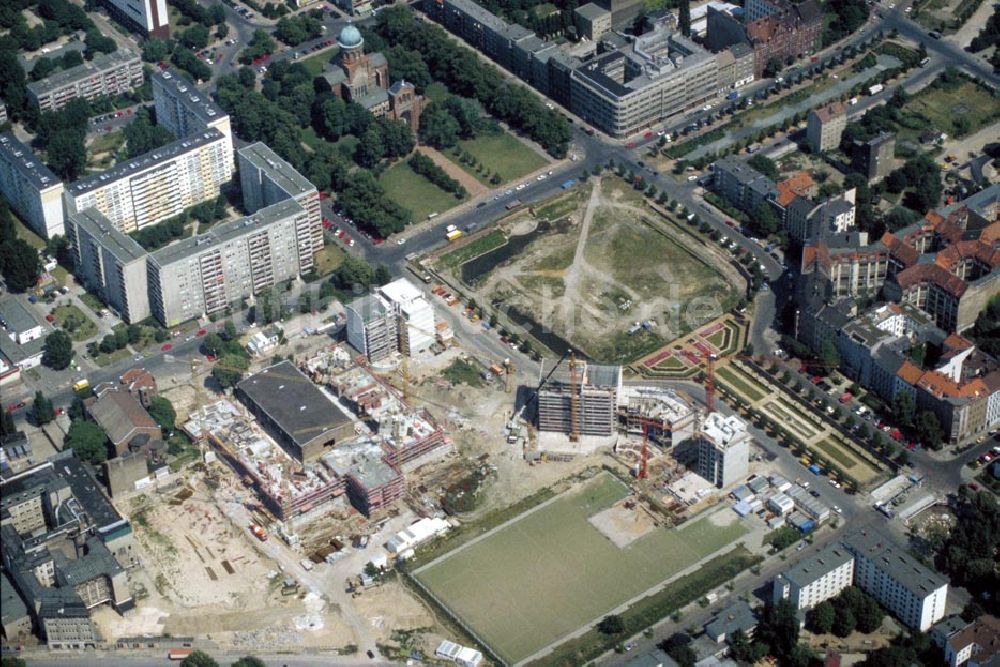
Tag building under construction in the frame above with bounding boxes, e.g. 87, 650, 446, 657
618, 386, 696, 447
537, 358, 622, 437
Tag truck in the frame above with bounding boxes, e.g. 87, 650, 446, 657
505, 199, 522, 210
168, 649, 194, 660
868, 83, 884, 96
446, 229, 464, 242
250, 524, 267, 541
72, 379, 89, 392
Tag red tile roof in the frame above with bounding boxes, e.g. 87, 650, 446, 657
776, 171, 816, 207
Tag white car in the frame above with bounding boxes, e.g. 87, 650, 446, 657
516, 183, 526, 191
396, 237, 406, 245
904, 5, 911, 11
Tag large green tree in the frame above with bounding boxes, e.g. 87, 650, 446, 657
180, 651, 219, 667
807, 600, 835, 634
0, 236, 42, 292
46, 129, 87, 180
65, 420, 109, 464
32, 391, 55, 425
42, 329, 74, 370
147, 397, 176, 433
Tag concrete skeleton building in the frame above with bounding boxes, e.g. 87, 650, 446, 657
64, 208, 150, 323
345, 278, 438, 361
99, 0, 170, 38
772, 544, 855, 610
697, 412, 750, 488
0, 132, 65, 238
146, 198, 313, 326
64, 128, 233, 234
26, 50, 143, 113
537, 359, 622, 437
379, 278, 437, 356
617, 385, 696, 447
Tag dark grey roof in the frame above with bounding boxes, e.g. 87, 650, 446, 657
0, 132, 61, 189
69, 208, 146, 264
576, 2, 610, 20
52, 449, 125, 532
794, 0, 822, 23
0, 296, 44, 334
1, 464, 69, 517
843, 530, 948, 593
237, 142, 316, 198
26, 49, 139, 96
357, 88, 390, 111
705, 600, 758, 640
0, 330, 46, 367
541, 357, 620, 389
237, 360, 353, 450
779, 543, 853, 589
321, 66, 347, 87
53, 536, 123, 586
729, 41, 753, 58
1, 571, 29, 626
624, 648, 679, 667
151, 68, 227, 125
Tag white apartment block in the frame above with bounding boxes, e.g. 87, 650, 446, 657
147, 199, 311, 326
0, 132, 64, 238
697, 412, 750, 488
26, 50, 143, 113
844, 530, 948, 631
379, 278, 436, 355
64, 208, 150, 323
772, 544, 854, 610
151, 69, 232, 148
345, 293, 399, 362
64, 129, 233, 234
99, 0, 170, 38
237, 143, 322, 274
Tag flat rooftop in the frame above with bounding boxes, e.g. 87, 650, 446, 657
379, 277, 422, 304
68, 128, 224, 196
26, 49, 139, 96
541, 358, 622, 389
322, 440, 398, 488
0, 131, 61, 190
238, 142, 315, 197
779, 543, 853, 589
152, 68, 227, 126
69, 207, 146, 264
701, 412, 749, 447
844, 529, 949, 593
150, 197, 304, 266
0, 296, 44, 334
237, 360, 354, 451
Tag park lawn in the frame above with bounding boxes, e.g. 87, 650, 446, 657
814, 439, 860, 470
89, 130, 125, 156
52, 305, 98, 342
717, 366, 766, 402
79, 292, 106, 314
313, 243, 347, 276
380, 160, 465, 222
904, 79, 1000, 139
456, 130, 547, 184
12, 214, 46, 250
298, 47, 339, 77
92, 348, 130, 368
439, 229, 506, 268
414, 473, 748, 664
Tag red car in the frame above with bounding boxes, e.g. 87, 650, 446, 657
160, 343, 173, 352
643, 131, 653, 139
196, 328, 207, 337
372, 237, 385, 246
206, 354, 217, 362
46, 314, 55, 322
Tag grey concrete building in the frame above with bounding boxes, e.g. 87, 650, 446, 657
807, 100, 847, 153
99, 0, 169, 38
103, 451, 150, 498
0, 132, 64, 238
151, 68, 232, 148
571, 29, 718, 138
574, 3, 612, 40
237, 142, 322, 275
345, 293, 399, 362
147, 198, 311, 326
851, 131, 895, 182
713, 156, 777, 213
64, 208, 150, 323
697, 412, 750, 488
64, 128, 233, 234
772, 544, 854, 610
26, 50, 143, 113
537, 359, 622, 437
1, 571, 32, 642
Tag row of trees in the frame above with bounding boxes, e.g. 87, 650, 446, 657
408, 153, 467, 198
969, 4, 1000, 68
373, 6, 571, 157
169, 0, 226, 29
123, 108, 175, 158
29, 49, 83, 81
807, 586, 885, 637
179, 651, 267, 667
273, 11, 324, 46
130, 212, 189, 251
0, 200, 42, 292
420, 96, 483, 150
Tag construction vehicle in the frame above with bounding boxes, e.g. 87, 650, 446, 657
249, 523, 267, 541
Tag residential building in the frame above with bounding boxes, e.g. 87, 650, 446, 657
537, 359, 622, 437
807, 100, 847, 153
697, 412, 750, 488
2, 572, 32, 643
65, 128, 233, 234
0, 100, 8, 125
64, 208, 149, 323
844, 529, 948, 631
691, 1, 742, 37
713, 156, 777, 213
26, 50, 143, 113
574, 3, 612, 40
320, 24, 425, 132
570, 28, 719, 138
99, 0, 169, 37
706, 0, 822, 79
147, 199, 311, 326
800, 232, 888, 298
86, 387, 162, 457
774, 170, 817, 223
379, 278, 436, 355
345, 293, 399, 362
943, 615, 1000, 667
0, 296, 51, 376
119, 367, 158, 407
151, 68, 232, 147
235, 360, 358, 462
704, 600, 758, 643
0, 132, 64, 238
772, 544, 855, 610
851, 131, 895, 182
237, 142, 322, 275
716, 42, 756, 91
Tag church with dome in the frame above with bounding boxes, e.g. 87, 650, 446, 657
321, 24, 425, 132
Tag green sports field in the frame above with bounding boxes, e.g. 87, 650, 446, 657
413, 473, 748, 664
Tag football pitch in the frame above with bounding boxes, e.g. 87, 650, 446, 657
413, 473, 748, 664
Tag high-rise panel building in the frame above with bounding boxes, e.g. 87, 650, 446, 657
697, 412, 750, 488
26, 50, 143, 113
379, 278, 436, 355
147, 199, 311, 326
64, 129, 233, 234
151, 69, 232, 147
772, 544, 855, 610
99, 0, 170, 38
345, 293, 399, 362
0, 132, 64, 238
64, 208, 149, 323
237, 143, 322, 275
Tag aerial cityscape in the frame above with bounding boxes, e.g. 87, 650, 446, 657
0, 0, 998, 664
